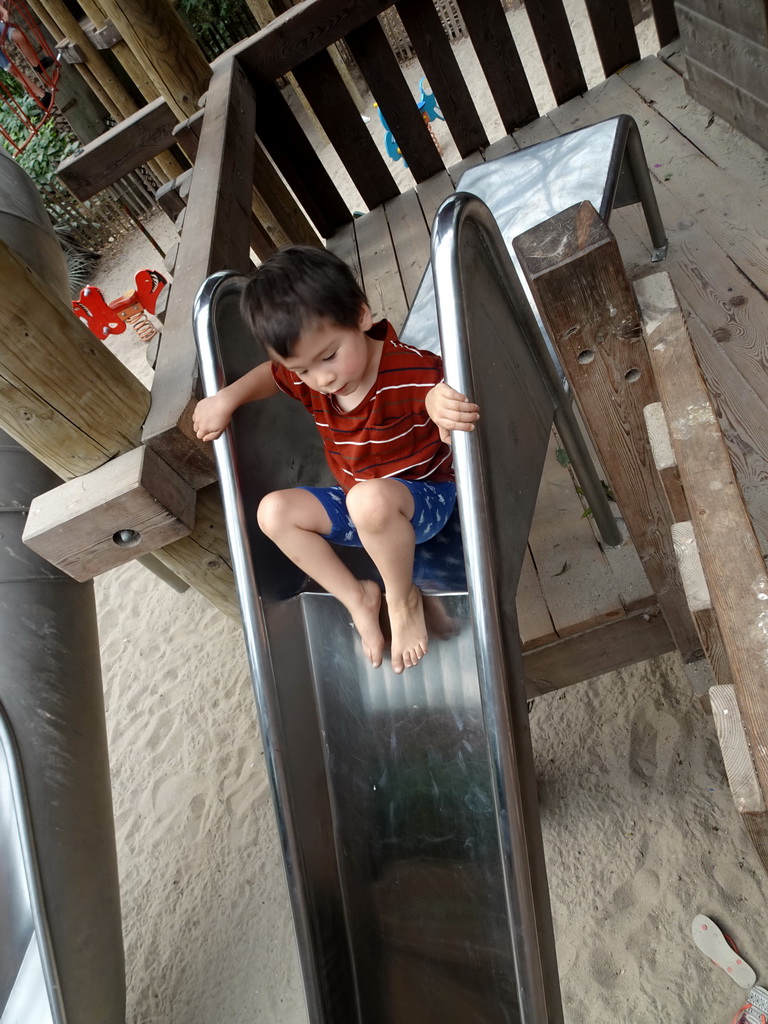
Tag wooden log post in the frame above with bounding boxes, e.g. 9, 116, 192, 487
95, 0, 211, 120
76, 0, 184, 180
142, 58, 256, 488
0, 237, 149, 477
513, 201, 702, 663
637, 270, 768, 812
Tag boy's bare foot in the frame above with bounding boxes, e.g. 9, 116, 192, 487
348, 579, 384, 668
388, 585, 428, 674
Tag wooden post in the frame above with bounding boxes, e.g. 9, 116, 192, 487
30, 0, 136, 118
0, 237, 148, 479
95, 0, 212, 120
637, 270, 768, 810
76, 0, 184, 180
142, 58, 256, 488
513, 201, 702, 663
28, 0, 180, 183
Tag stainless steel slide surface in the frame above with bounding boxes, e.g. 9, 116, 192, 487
194, 191, 575, 1022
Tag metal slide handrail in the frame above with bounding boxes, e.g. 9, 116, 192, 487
431, 191, 590, 1023
192, 273, 327, 1024
0, 703, 63, 1024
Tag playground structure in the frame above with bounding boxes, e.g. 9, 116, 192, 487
1, 0, 768, 1020
72, 268, 167, 342
0, 0, 59, 150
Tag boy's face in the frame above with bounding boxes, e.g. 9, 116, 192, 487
270, 306, 375, 399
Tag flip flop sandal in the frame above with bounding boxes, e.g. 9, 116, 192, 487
692, 915, 757, 989
731, 985, 768, 1024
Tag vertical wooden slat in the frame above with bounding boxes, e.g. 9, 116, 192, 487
292, 49, 400, 210
396, 0, 489, 157
256, 82, 352, 239
582, 0, 640, 77
345, 17, 444, 182
651, 0, 680, 46
142, 59, 257, 487
514, 201, 702, 661
521, 0, 587, 104
454, 0, 539, 132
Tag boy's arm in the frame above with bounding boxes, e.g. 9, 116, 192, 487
193, 361, 279, 442
425, 382, 480, 444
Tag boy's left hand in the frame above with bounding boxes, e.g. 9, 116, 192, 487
426, 382, 480, 444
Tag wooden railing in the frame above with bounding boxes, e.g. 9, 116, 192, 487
41, 0, 680, 610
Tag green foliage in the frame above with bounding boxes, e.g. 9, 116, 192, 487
0, 69, 77, 186
178, 0, 245, 30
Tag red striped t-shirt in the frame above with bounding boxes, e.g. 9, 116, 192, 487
272, 319, 453, 491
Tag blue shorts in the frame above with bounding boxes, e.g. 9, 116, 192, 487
301, 479, 456, 547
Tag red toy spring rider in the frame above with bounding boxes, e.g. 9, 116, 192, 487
73, 270, 168, 344
0, 0, 59, 153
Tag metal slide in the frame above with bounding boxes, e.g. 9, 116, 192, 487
192, 190, 615, 1023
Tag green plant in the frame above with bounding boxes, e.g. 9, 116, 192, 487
178, 0, 244, 29
0, 70, 77, 186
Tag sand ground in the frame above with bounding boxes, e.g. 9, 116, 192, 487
90, 4, 768, 1021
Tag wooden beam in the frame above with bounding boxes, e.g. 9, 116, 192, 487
514, 201, 701, 662
637, 269, 768, 807
57, 97, 179, 200
151, 483, 238, 620
710, 684, 768, 871
0, 238, 149, 480
23, 446, 195, 581
96, 0, 211, 120
523, 604, 675, 696
215, 0, 395, 84
142, 59, 256, 489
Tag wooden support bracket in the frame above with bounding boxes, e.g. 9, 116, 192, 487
23, 446, 196, 582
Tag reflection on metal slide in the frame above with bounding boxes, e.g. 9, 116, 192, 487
192, 189, 601, 1023
0, 151, 125, 1024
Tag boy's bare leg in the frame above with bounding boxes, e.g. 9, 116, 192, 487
258, 488, 384, 667
346, 479, 427, 674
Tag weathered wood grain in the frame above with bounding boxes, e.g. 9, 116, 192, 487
57, 97, 179, 200
23, 446, 196, 581
521, 0, 587, 104
711, 684, 768, 870
677, 4, 768, 105
142, 59, 256, 488
582, 0, 640, 78
514, 202, 701, 660
0, 240, 149, 480
638, 270, 768, 806
523, 605, 675, 695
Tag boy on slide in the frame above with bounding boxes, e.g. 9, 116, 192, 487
193, 245, 479, 674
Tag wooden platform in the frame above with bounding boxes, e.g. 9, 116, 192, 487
327, 50, 768, 689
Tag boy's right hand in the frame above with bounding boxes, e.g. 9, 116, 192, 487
193, 393, 236, 443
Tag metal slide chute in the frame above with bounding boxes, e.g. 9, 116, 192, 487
192, 187, 598, 1022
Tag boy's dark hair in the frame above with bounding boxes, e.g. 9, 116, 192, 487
240, 245, 369, 358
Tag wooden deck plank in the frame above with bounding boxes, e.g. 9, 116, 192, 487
639, 272, 768, 805
578, 73, 768, 297
619, 56, 768, 190
547, 72, 768, 419
517, 548, 558, 650
354, 205, 409, 331
384, 189, 431, 306
527, 433, 626, 637
415, 170, 455, 231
